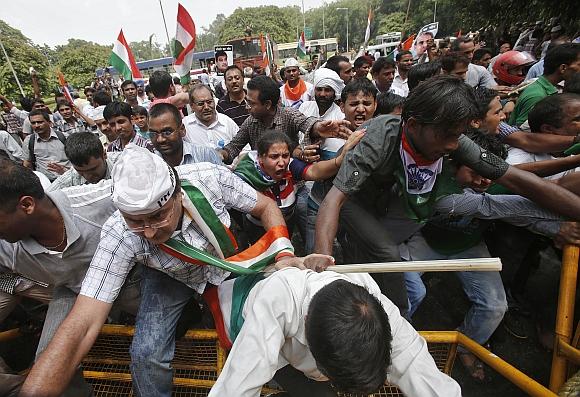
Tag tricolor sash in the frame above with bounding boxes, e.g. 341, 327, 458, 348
159, 180, 294, 275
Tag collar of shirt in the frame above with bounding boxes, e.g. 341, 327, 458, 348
394, 69, 407, 83
20, 190, 81, 255
537, 75, 559, 95
35, 129, 60, 142
187, 113, 223, 130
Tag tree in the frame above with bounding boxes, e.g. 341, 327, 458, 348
376, 12, 413, 37
218, 6, 302, 44
53, 39, 111, 90
0, 20, 51, 100
129, 39, 165, 61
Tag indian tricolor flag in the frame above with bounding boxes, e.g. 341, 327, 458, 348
110, 30, 142, 80
174, 3, 196, 84
297, 31, 307, 59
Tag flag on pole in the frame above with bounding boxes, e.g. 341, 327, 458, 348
297, 31, 307, 59
402, 34, 416, 50
173, 3, 196, 84
57, 71, 74, 104
110, 29, 142, 80
260, 34, 274, 76
355, 9, 373, 58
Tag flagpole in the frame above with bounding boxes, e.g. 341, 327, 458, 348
0, 33, 25, 97
158, 0, 172, 55
301, 0, 306, 34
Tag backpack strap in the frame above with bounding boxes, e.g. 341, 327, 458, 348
28, 133, 36, 170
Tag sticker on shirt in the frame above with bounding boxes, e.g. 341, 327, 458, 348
399, 143, 443, 194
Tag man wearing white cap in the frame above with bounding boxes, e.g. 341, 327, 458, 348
21, 144, 333, 397
280, 58, 314, 108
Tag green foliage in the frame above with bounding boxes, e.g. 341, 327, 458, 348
197, 14, 227, 51
218, 6, 302, 44
129, 39, 165, 61
53, 39, 111, 90
0, 20, 51, 100
376, 12, 412, 38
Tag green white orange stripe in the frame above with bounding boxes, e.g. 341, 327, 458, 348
110, 29, 142, 80
173, 3, 196, 84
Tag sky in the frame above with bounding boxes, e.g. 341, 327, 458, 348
2, 0, 329, 48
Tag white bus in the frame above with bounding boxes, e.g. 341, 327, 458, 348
277, 37, 339, 66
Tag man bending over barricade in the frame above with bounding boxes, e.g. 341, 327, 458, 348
20, 145, 333, 397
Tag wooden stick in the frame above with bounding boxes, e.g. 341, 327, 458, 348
325, 258, 502, 274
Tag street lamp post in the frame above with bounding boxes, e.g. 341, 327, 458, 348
336, 7, 349, 57
322, 3, 326, 39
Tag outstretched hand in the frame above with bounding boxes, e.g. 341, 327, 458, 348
315, 119, 352, 140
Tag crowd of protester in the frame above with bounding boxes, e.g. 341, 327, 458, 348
0, 17, 579, 397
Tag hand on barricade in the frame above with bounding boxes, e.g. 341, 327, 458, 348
554, 222, 580, 249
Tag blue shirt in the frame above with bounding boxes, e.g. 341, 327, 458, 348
156, 140, 222, 166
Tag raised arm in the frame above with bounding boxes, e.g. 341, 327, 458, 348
514, 154, 580, 177
19, 296, 112, 397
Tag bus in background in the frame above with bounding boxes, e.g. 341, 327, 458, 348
277, 37, 338, 66
97, 50, 216, 79
226, 35, 278, 70
364, 32, 402, 58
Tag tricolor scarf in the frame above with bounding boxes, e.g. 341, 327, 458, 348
394, 127, 462, 222
159, 180, 294, 275
284, 79, 307, 102
235, 152, 297, 210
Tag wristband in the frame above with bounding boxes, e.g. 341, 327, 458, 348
275, 251, 295, 262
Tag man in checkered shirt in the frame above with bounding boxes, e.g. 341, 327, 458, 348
21, 144, 333, 397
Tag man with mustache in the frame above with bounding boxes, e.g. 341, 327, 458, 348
217, 65, 250, 127
183, 85, 239, 150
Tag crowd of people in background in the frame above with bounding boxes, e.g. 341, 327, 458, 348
0, 15, 579, 397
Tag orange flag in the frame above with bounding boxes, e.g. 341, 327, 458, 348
402, 34, 416, 51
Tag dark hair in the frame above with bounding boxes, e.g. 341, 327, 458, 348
247, 75, 280, 105
28, 109, 50, 122
257, 131, 293, 156
473, 87, 499, 119
354, 56, 371, 69
54, 92, 65, 100
407, 61, 441, 91
371, 57, 396, 75
224, 65, 243, 78
93, 90, 112, 106
149, 70, 173, 98
132, 106, 148, 117
464, 130, 507, 159
325, 55, 350, 75
473, 48, 493, 62
395, 50, 413, 62
173, 76, 181, 85
84, 87, 96, 95
189, 84, 213, 102
306, 280, 392, 394
121, 80, 137, 91
402, 75, 476, 130
215, 50, 227, 59
19, 97, 33, 112
64, 132, 104, 166
149, 103, 182, 127
543, 43, 580, 75
0, 158, 45, 212
451, 36, 474, 52
341, 78, 378, 103
145, 85, 153, 95
103, 101, 133, 121
30, 98, 45, 108
441, 53, 470, 73
374, 92, 405, 116
564, 72, 580, 94
56, 99, 72, 111
528, 93, 580, 132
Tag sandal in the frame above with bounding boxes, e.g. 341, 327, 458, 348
458, 352, 488, 382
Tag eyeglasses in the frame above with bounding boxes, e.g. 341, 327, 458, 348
148, 129, 179, 139
124, 196, 179, 232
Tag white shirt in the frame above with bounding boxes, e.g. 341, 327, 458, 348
0, 129, 23, 161
298, 101, 345, 156
506, 147, 578, 180
209, 268, 461, 397
280, 80, 314, 109
391, 69, 409, 97
183, 112, 239, 149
